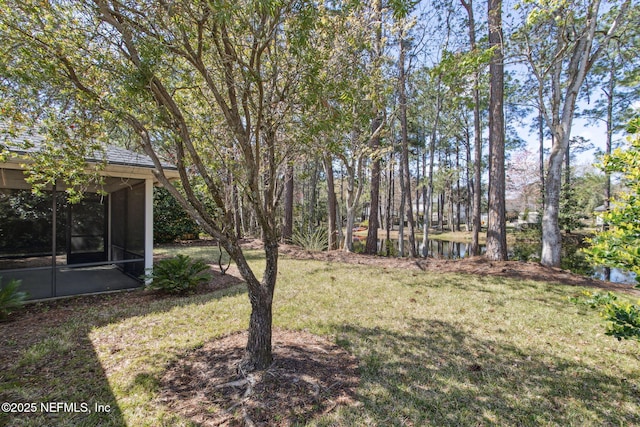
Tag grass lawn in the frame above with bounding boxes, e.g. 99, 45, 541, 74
1, 245, 639, 426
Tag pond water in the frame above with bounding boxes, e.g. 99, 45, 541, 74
365, 237, 636, 285
592, 267, 636, 284
372, 237, 479, 260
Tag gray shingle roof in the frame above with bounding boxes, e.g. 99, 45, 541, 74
1, 124, 176, 170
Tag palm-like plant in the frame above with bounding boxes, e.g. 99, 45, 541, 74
0, 278, 27, 320
144, 255, 212, 294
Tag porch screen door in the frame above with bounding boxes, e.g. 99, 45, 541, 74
66, 193, 107, 264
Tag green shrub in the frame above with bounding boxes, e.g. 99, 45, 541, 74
571, 291, 640, 341
0, 277, 27, 320
154, 187, 201, 243
380, 239, 398, 257
603, 301, 640, 341
584, 119, 640, 282
144, 255, 212, 294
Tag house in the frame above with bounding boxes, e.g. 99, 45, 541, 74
0, 129, 179, 300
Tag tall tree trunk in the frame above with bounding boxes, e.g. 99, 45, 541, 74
486, 0, 508, 261
415, 135, 421, 231
365, 132, 382, 253
604, 57, 615, 212
421, 89, 442, 257
398, 156, 406, 257
456, 140, 462, 232
542, 142, 565, 265
341, 145, 365, 251
450, 190, 455, 232
385, 151, 394, 256
232, 184, 243, 239
226, 170, 244, 239
538, 108, 545, 212
602, 59, 615, 280
465, 129, 473, 231
399, 37, 417, 257
438, 192, 444, 230
365, 0, 383, 255
308, 159, 319, 229
422, 144, 429, 248
339, 164, 345, 244
565, 141, 571, 186
324, 155, 339, 250
282, 162, 294, 242
472, 110, 483, 254
461, 0, 483, 256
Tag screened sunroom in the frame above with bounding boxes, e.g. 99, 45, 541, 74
0, 142, 178, 300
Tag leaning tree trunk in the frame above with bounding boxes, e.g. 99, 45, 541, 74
538, 0, 630, 267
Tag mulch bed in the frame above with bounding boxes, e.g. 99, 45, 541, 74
158, 329, 360, 426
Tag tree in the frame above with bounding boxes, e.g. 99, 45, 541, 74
586, 118, 640, 281
581, 12, 640, 214
506, 149, 541, 214
365, 0, 385, 255
396, 9, 418, 257
414, 4, 455, 257
485, 0, 508, 260
0, 0, 323, 372
572, 170, 608, 216
512, 0, 632, 267
460, 0, 484, 256
323, 154, 339, 250
282, 163, 295, 243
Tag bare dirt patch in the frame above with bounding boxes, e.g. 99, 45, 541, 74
158, 329, 359, 426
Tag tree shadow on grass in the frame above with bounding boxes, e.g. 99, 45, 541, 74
0, 279, 248, 427
399, 273, 605, 312
330, 319, 640, 426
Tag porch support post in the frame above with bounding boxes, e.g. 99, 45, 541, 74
51, 181, 57, 297
144, 178, 153, 284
